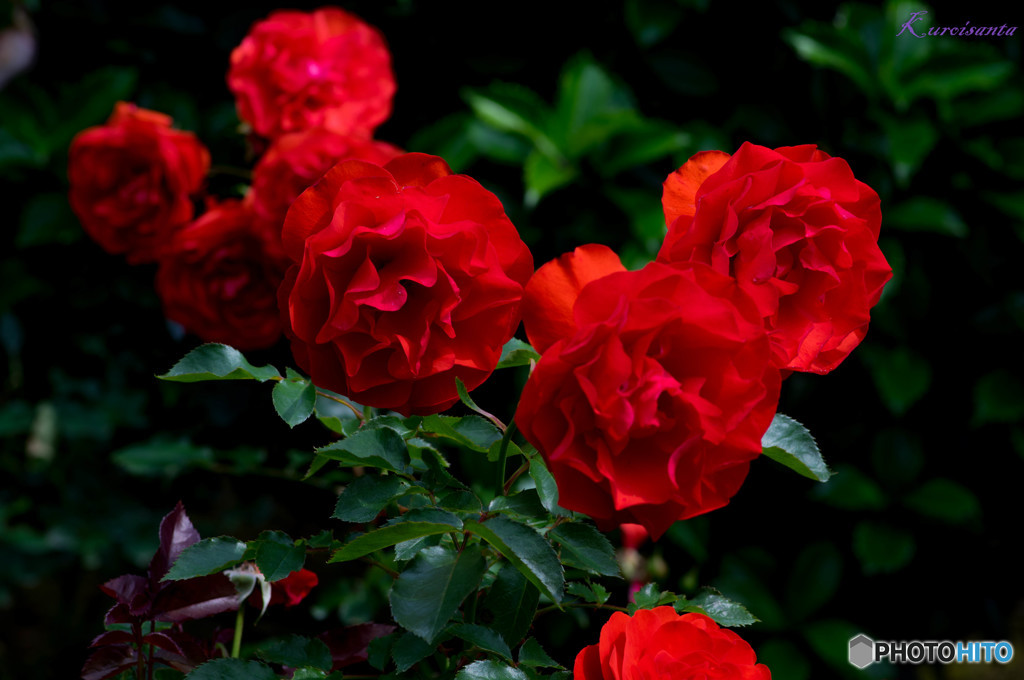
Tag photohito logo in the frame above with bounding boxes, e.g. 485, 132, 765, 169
849, 634, 1014, 668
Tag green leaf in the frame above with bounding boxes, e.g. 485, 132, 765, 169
185, 658, 276, 680
904, 60, 1014, 104
112, 439, 213, 477
456, 660, 529, 680
761, 414, 831, 482
757, 639, 810, 680
254, 531, 305, 582
367, 634, 394, 671
462, 81, 554, 149
625, 0, 684, 47
885, 197, 967, 238
158, 344, 281, 383
548, 523, 620, 577
566, 581, 610, 605
390, 544, 487, 644
524, 149, 578, 207
257, 635, 332, 672
678, 587, 759, 627
162, 537, 247, 581
527, 454, 568, 516
465, 516, 564, 604
392, 630, 437, 672
879, 114, 938, 185
715, 553, 784, 629
394, 534, 443, 562
467, 120, 533, 164
489, 489, 547, 520
330, 509, 463, 563
810, 464, 887, 511
598, 120, 690, 176
904, 479, 981, 524
450, 623, 513, 661
290, 669, 332, 680
630, 583, 676, 611
438, 489, 483, 514
802, 619, 868, 676
488, 437, 524, 464
407, 112, 479, 173
272, 376, 316, 427
553, 53, 636, 158
972, 372, 1024, 426
455, 377, 503, 429
421, 414, 502, 453
785, 543, 842, 622
496, 338, 540, 369
783, 25, 876, 97
482, 562, 541, 647
333, 475, 409, 523
17, 192, 81, 248
517, 638, 564, 669
863, 346, 932, 416
316, 426, 409, 473
853, 521, 915, 574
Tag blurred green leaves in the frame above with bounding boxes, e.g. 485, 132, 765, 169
415, 52, 690, 209
1, 66, 138, 179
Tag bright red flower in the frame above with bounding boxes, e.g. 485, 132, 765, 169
278, 153, 533, 416
68, 102, 209, 263
516, 245, 780, 539
156, 199, 289, 350
575, 608, 771, 680
250, 127, 402, 250
228, 7, 395, 139
270, 568, 318, 607
658, 143, 891, 374
620, 523, 649, 550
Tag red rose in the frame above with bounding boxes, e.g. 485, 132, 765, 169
516, 245, 780, 539
619, 523, 648, 550
575, 608, 771, 680
227, 8, 395, 139
156, 199, 289, 350
251, 128, 402, 249
658, 143, 892, 374
269, 568, 318, 607
68, 102, 209, 263
278, 153, 533, 416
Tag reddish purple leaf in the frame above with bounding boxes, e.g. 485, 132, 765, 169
81, 644, 138, 680
89, 630, 134, 648
143, 630, 212, 670
150, 573, 243, 622
100, 574, 148, 607
150, 501, 201, 585
320, 623, 397, 670
104, 602, 136, 626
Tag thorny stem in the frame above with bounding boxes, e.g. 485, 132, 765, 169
315, 389, 364, 421
502, 461, 530, 496
495, 421, 518, 495
361, 556, 400, 579
134, 622, 145, 680
231, 606, 245, 658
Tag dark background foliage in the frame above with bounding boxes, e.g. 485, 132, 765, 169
2, 0, 1022, 678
